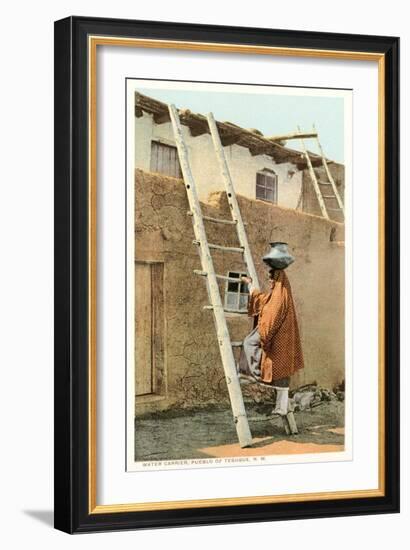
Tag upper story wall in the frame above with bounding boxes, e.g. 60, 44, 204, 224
135, 112, 303, 209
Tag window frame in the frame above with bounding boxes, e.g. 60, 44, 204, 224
256, 168, 278, 204
224, 271, 249, 312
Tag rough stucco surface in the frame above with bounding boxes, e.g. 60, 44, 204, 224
135, 169, 345, 414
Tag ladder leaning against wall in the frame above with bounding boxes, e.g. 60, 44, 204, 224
168, 104, 298, 448
297, 125, 345, 221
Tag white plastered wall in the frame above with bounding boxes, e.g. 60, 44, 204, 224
135, 111, 302, 208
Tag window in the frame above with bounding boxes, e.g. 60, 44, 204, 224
150, 140, 182, 178
256, 169, 278, 203
224, 271, 249, 312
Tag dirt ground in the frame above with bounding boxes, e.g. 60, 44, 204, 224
135, 400, 345, 462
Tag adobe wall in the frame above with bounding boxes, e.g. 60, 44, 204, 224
135, 169, 345, 414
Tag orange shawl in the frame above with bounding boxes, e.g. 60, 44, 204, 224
248, 270, 304, 383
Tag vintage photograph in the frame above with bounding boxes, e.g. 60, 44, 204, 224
127, 80, 350, 470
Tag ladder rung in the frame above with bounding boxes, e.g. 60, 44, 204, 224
193, 270, 247, 284
203, 306, 248, 315
327, 207, 343, 211
187, 211, 237, 226
193, 240, 244, 253
209, 243, 244, 253
317, 180, 332, 186
231, 341, 243, 347
216, 273, 247, 283
192, 240, 244, 254
239, 377, 276, 391
204, 215, 237, 225
322, 195, 336, 199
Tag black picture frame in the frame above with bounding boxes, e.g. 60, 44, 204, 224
54, 15, 400, 534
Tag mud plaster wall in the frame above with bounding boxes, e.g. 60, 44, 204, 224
135, 169, 345, 415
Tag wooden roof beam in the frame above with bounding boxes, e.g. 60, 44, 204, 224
179, 110, 209, 137
267, 131, 318, 142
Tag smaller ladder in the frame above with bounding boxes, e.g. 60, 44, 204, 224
297, 126, 345, 221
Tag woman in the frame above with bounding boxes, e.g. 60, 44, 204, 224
238, 268, 304, 415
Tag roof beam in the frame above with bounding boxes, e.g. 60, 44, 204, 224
179, 110, 209, 137
268, 131, 318, 142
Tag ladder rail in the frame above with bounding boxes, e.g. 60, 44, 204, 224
207, 113, 260, 289
168, 104, 252, 448
297, 126, 329, 220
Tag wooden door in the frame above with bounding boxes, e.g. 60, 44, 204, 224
135, 263, 152, 395
135, 262, 165, 397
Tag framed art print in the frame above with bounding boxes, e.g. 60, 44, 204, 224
54, 16, 400, 533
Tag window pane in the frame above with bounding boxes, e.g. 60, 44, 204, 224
256, 173, 264, 187
227, 272, 239, 292
239, 294, 248, 309
226, 292, 238, 309
227, 281, 239, 292
266, 188, 274, 202
256, 184, 266, 199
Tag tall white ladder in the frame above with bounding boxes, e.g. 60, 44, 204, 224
168, 104, 256, 448
297, 126, 345, 221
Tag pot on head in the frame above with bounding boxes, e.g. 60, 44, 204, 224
262, 242, 295, 270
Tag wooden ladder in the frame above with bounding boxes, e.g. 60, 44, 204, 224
168, 104, 256, 448
297, 126, 345, 221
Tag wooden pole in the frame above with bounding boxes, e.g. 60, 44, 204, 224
267, 131, 318, 142
207, 112, 260, 289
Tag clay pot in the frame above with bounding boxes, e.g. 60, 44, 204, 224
262, 242, 295, 269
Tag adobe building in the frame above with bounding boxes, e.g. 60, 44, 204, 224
135, 93, 345, 222
134, 93, 345, 414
